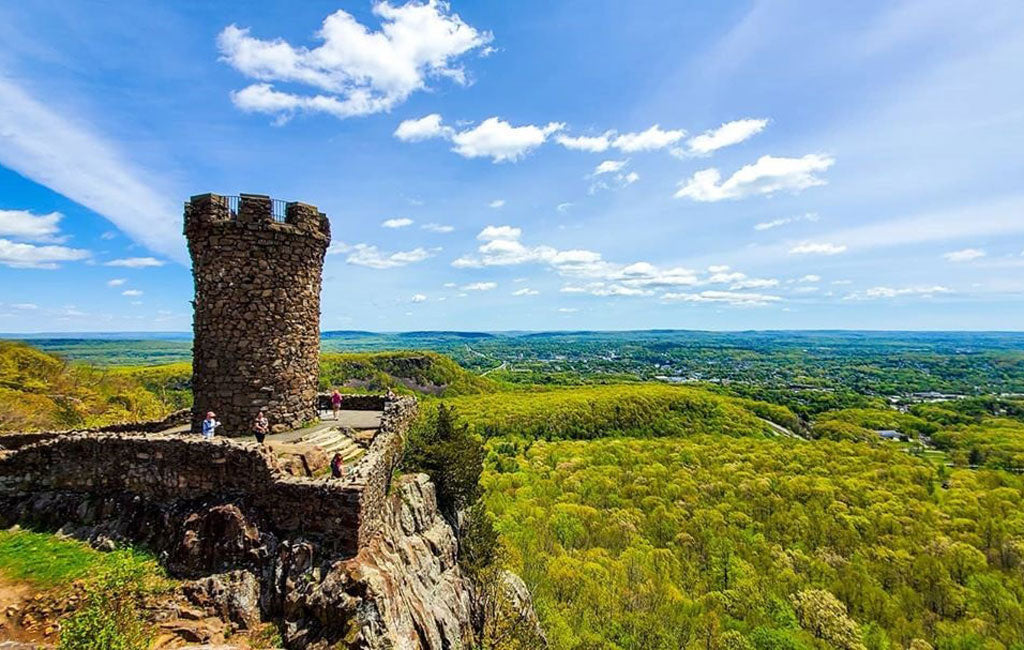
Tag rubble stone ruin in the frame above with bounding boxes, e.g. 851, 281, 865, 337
184, 193, 331, 435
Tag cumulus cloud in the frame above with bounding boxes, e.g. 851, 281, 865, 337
662, 290, 782, 306
462, 281, 497, 291
555, 131, 614, 152
421, 223, 454, 233
612, 125, 685, 152
593, 160, 627, 175
675, 154, 835, 202
394, 114, 453, 141
382, 217, 413, 228
754, 212, 820, 231
0, 239, 90, 270
845, 286, 952, 300
789, 242, 847, 255
0, 209, 64, 242
411, 293, 427, 303
943, 248, 986, 262
104, 257, 166, 268
344, 243, 434, 269
450, 118, 564, 162
218, 2, 492, 122
682, 118, 768, 156
0, 78, 182, 259
477, 225, 522, 241
512, 287, 539, 296
489, 199, 506, 208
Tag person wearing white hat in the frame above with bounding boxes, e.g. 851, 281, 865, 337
202, 411, 220, 440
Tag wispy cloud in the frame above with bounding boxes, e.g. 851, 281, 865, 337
943, 248, 985, 262
381, 217, 413, 228
104, 257, 165, 268
845, 285, 952, 300
0, 78, 182, 259
754, 212, 820, 231
462, 281, 497, 291
421, 223, 454, 233
789, 242, 847, 255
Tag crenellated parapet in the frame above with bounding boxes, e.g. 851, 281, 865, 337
184, 193, 331, 435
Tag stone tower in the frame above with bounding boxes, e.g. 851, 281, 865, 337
184, 193, 331, 435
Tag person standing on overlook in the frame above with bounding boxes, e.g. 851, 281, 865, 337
252, 411, 269, 444
202, 411, 220, 440
331, 389, 342, 420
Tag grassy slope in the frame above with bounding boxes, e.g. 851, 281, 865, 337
0, 529, 164, 590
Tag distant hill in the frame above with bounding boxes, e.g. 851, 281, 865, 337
320, 351, 499, 396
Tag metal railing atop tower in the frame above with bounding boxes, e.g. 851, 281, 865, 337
221, 195, 289, 223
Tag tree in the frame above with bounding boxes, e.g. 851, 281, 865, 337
404, 403, 485, 517
789, 590, 866, 650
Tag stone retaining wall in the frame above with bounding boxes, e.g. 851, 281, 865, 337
0, 395, 417, 557
0, 409, 190, 452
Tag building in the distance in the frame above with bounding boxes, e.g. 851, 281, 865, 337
184, 193, 331, 435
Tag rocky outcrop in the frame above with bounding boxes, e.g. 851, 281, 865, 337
279, 475, 474, 649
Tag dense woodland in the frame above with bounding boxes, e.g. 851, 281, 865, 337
3, 335, 1024, 649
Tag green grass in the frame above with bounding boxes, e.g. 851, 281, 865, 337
0, 528, 164, 590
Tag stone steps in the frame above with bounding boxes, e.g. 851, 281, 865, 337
302, 429, 364, 462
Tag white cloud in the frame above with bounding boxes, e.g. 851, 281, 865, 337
789, 242, 847, 255
122, 289, 143, 297
0, 239, 90, 269
105, 257, 166, 268
943, 248, 986, 262
557, 307, 578, 313
730, 277, 779, 289
845, 285, 953, 300
394, 114, 453, 141
798, 274, 821, 282
489, 199, 506, 208
12, 303, 37, 310
676, 154, 835, 201
556, 202, 573, 213
411, 293, 427, 303
421, 223, 454, 233
683, 118, 768, 156
0, 209, 63, 242
382, 217, 414, 228
345, 244, 434, 269
555, 131, 614, 152
622, 171, 640, 185
0, 78, 182, 259
477, 225, 522, 241
512, 287, 539, 296
754, 212, 820, 230
662, 290, 782, 306
593, 160, 627, 175
450, 118, 564, 162
107, 278, 127, 287
218, 3, 492, 121
462, 281, 497, 291
613, 125, 685, 152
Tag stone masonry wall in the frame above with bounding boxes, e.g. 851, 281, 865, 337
185, 193, 331, 436
0, 395, 416, 558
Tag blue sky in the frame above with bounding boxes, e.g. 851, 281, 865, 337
1, 0, 1023, 333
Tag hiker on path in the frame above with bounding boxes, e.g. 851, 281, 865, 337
252, 411, 269, 444
331, 389, 342, 420
202, 411, 220, 440
331, 452, 346, 479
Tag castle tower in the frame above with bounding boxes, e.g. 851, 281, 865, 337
184, 193, 331, 435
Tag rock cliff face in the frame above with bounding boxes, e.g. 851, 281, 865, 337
279, 475, 475, 649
